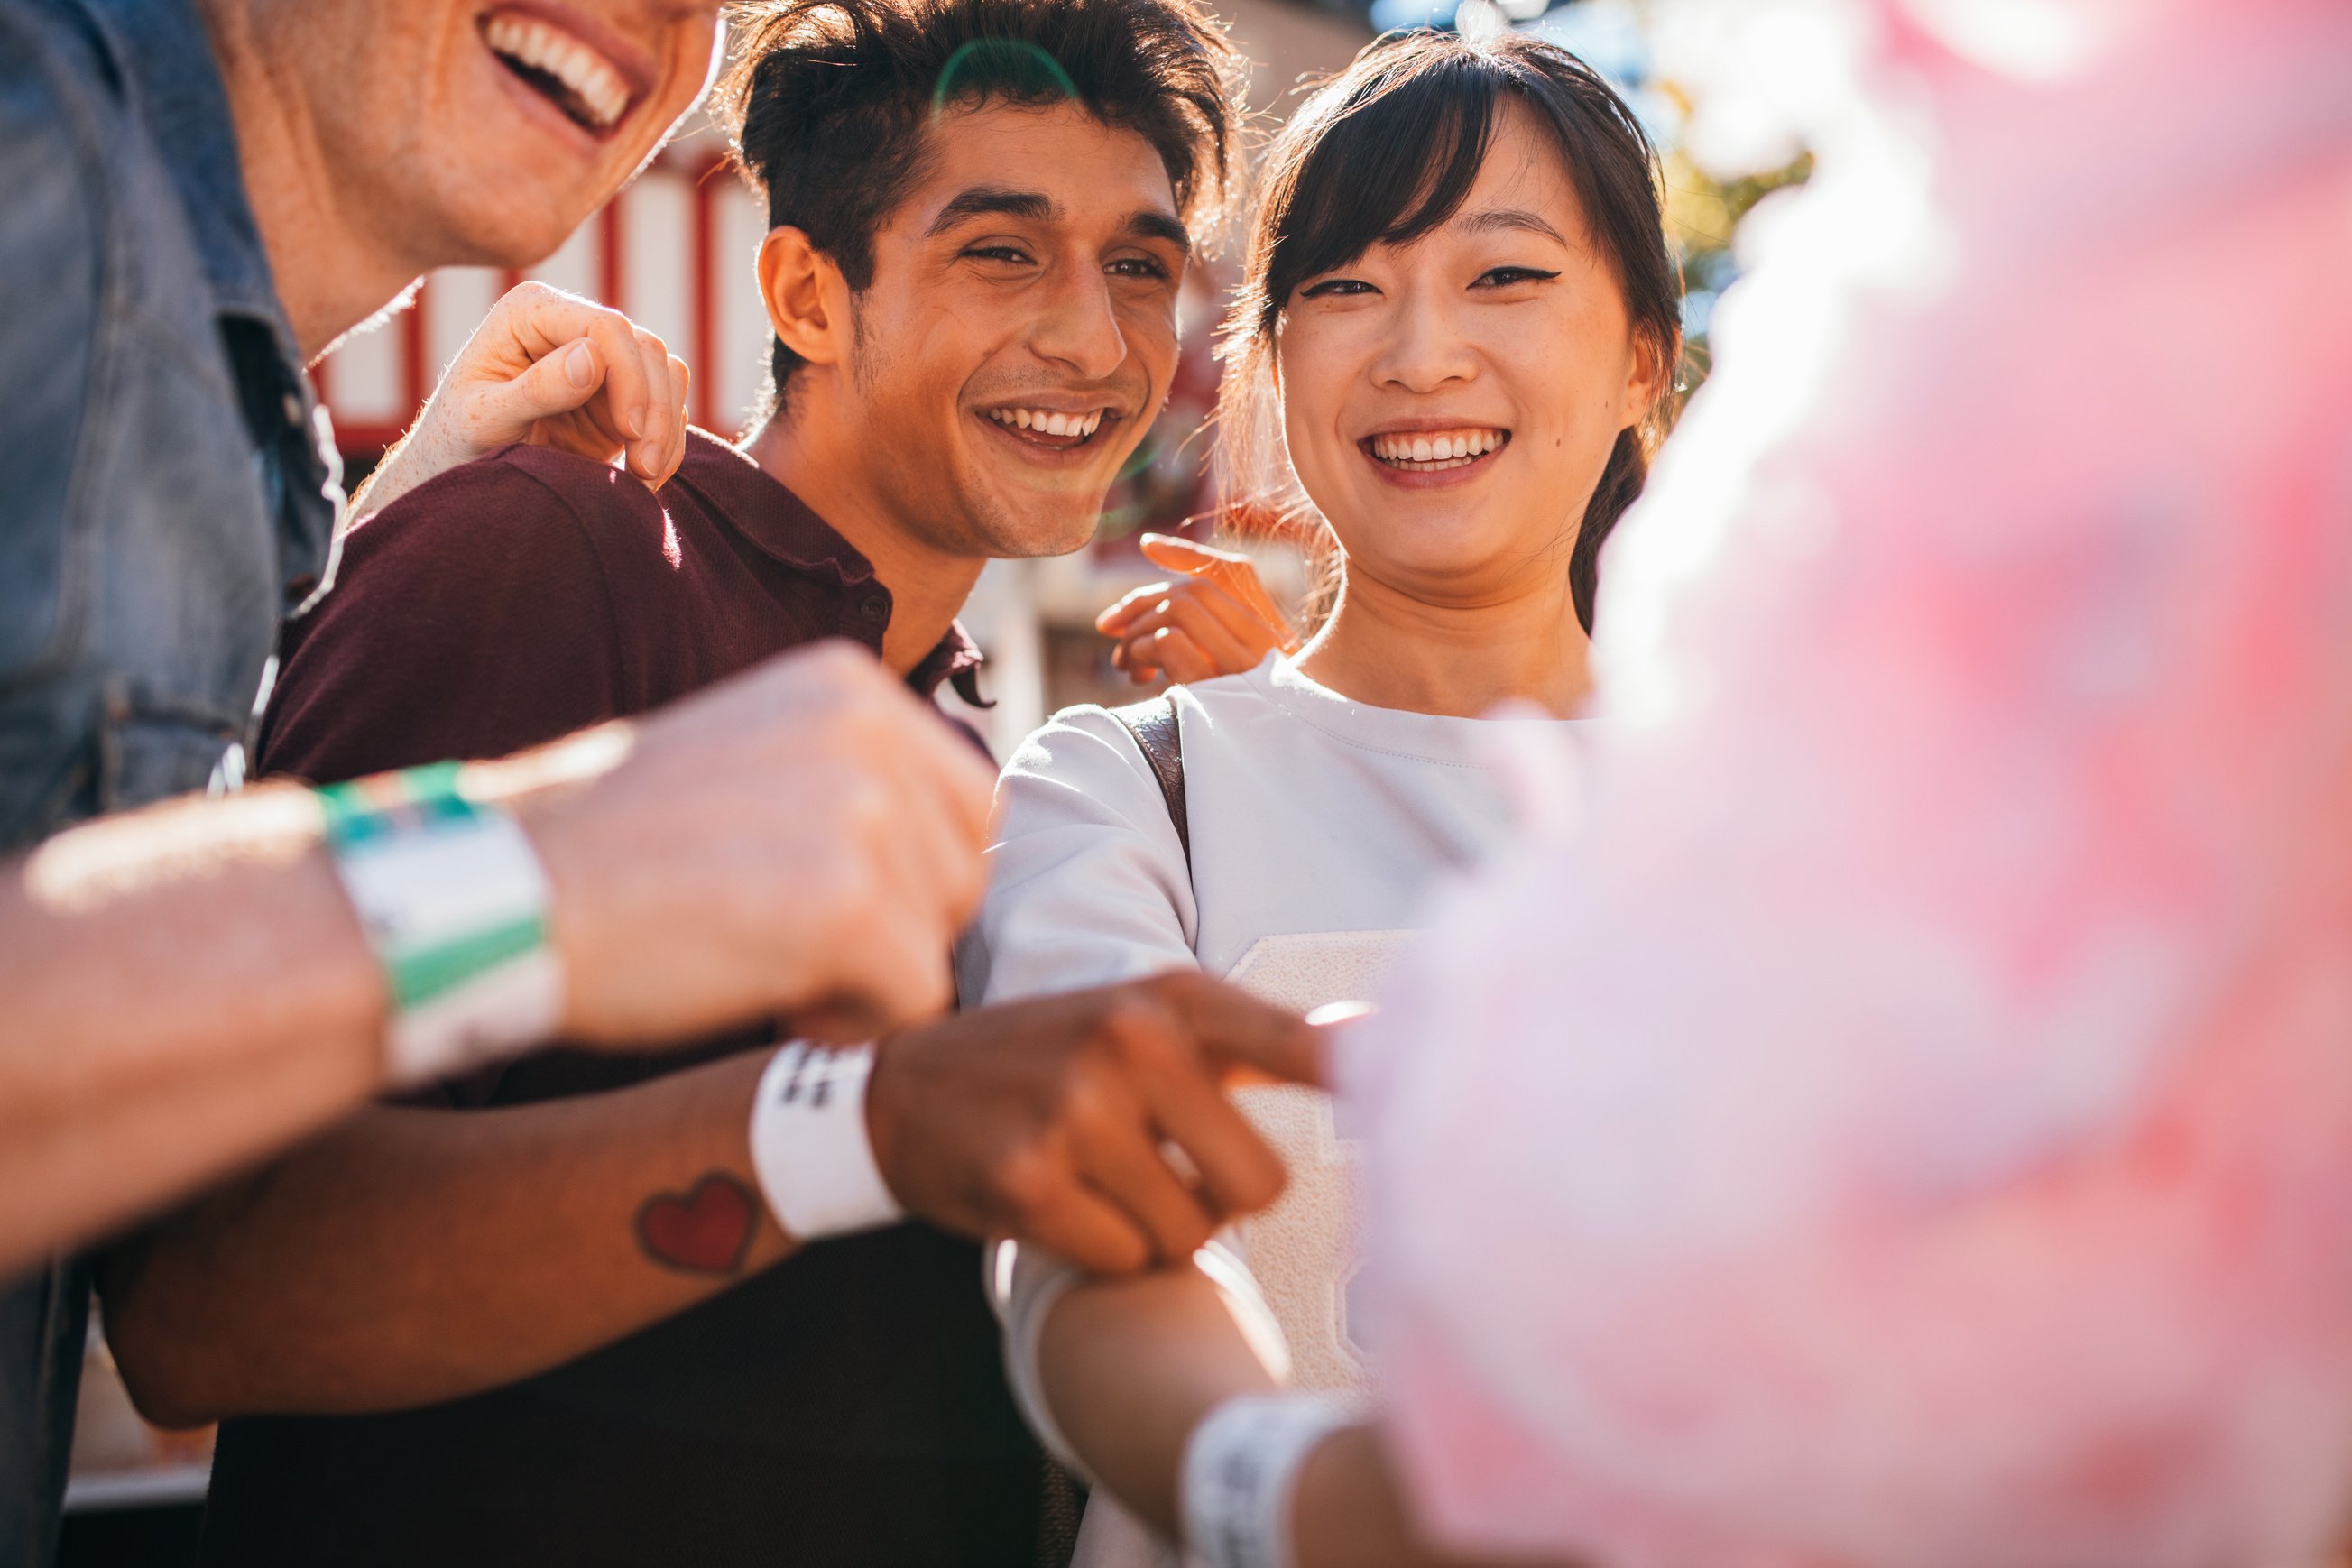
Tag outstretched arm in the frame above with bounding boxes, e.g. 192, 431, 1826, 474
1017, 1259, 1544, 1568
0, 641, 999, 1278
99, 1048, 787, 1425
100, 973, 1323, 1426
0, 786, 390, 1283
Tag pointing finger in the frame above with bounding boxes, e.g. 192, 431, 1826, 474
1138, 532, 1231, 575
1139, 534, 1296, 650
1160, 976, 1324, 1090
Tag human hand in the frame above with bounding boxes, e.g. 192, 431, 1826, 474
498, 641, 996, 1049
356, 282, 692, 518
865, 972, 1331, 1273
1096, 534, 1300, 687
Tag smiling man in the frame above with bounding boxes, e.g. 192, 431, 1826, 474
93, 2, 1255, 1563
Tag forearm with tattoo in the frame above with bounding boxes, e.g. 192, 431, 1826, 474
97, 1048, 795, 1423
635, 1172, 761, 1276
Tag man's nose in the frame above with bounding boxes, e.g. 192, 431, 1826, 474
1028, 267, 1129, 383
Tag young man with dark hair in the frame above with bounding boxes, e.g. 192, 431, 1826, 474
99, 2, 1276, 1562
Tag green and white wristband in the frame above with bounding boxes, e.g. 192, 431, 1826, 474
318, 762, 565, 1088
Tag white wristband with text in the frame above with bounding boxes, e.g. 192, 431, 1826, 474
747, 1041, 907, 1241
1180, 1392, 1354, 1568
986, 1234, 1293, 1495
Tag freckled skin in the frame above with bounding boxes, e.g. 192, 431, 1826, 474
1275, 105, 1657, 613
237, 0, 724, 271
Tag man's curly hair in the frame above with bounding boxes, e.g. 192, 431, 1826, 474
715, 0, 1246, 410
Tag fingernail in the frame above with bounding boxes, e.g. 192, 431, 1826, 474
563, 341, 595, 388
1305, 1000, 1376, 1028
623, 404, 645, 438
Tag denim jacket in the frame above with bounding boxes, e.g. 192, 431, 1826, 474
0, 0, 342, 1558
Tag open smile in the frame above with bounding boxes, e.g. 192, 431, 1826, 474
1361, 426, 1510, 475
977, 404, 1120, 460
480, 6, 649, 140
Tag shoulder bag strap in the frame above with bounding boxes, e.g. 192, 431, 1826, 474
1109, 693, 1191, 872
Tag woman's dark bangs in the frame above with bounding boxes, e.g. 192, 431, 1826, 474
1276, 53, 1500, 297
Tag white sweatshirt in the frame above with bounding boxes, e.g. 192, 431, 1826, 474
959, 651, 1581, 1396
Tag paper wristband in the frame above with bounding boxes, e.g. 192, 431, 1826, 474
318, 762, 563, 1088
1181, 1392, 1355, 1568
987, 1234, 1296, 1495
748, 1042, 907, 1241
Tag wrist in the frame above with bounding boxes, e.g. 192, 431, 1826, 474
346, 410, 447, 521
317, 762, 565, 1087
477, 724, 633, 1038
1180, 1392, 1355, 1568
862, 1029, 907, 1197
746, 1041, 907, 1242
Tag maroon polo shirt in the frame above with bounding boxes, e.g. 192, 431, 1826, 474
197, 432, 1046, 1568
259, 429, 985, 792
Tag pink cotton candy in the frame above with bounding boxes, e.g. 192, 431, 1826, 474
1343, 2, 2352, 1563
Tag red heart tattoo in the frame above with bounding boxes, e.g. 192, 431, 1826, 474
635, 1173, 757, 1276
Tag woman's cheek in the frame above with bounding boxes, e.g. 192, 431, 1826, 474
1275, 349, 1351, 490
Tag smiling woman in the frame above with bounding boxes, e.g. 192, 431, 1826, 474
958, 28, 1685, 1568
1224, 29, 1682, 642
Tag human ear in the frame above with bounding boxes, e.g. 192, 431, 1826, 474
757, 226, 851, 370
1621, 327, 1674, 426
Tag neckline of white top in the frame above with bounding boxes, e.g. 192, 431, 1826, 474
1206, 651, 1585, 768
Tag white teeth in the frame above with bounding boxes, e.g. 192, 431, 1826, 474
1364, 429, 1505, 465
987, 408, 1108, 440
1368, 428, 1507, 466
484, 13, 631, 131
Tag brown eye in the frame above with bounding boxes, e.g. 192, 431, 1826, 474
1298, 277, 1375, 300
1474, 266, 1560, 289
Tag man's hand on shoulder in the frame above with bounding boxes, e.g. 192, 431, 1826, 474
863, 972, 1330, 1273
503, 641, 999, 1050
1096, 533, 1299, 686
355, 282, 692, 518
